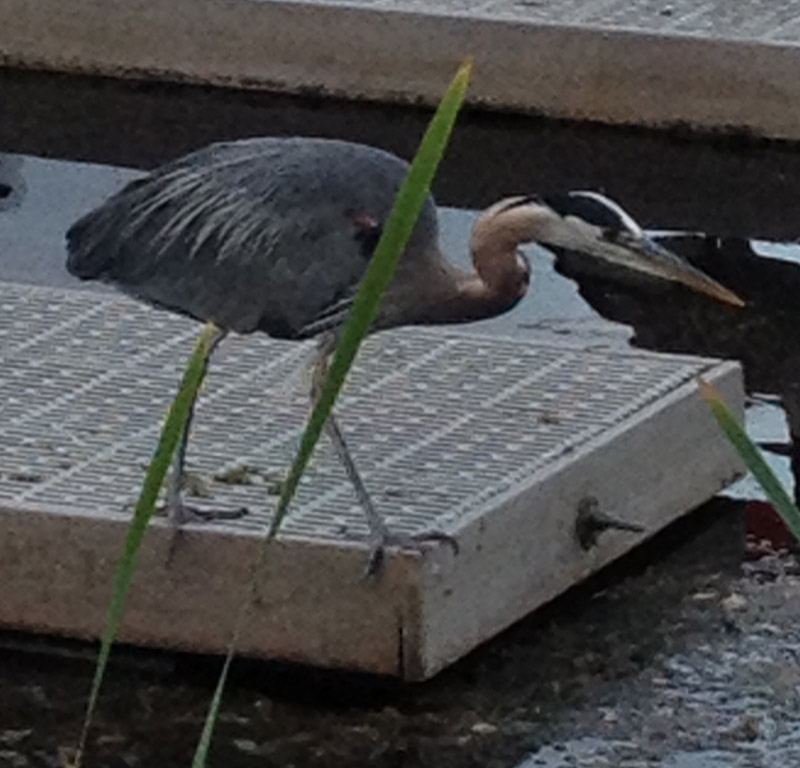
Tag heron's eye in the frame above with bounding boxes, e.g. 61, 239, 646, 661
602, 228, 638, 246
349, 210, 382, 258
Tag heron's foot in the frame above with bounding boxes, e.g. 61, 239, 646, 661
158, 502, 249, 525
161, 502, 249, 565
365, 529, 459, 578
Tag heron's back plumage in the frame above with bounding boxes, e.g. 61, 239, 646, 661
67, 137, 440, 337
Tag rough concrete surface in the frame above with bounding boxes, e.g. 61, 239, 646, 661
4, 0, 800, 137
295, 0, 800, 41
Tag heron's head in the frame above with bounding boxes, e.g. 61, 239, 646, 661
473, 192, 744, 307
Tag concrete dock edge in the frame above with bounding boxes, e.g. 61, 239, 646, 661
1, 0, 800, 139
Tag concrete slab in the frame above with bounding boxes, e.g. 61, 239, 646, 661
2, 0, 800, 138
0, 281, 744, 678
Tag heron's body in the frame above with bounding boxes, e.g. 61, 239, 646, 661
67, 137, 521, 340
66, 136, 742, 573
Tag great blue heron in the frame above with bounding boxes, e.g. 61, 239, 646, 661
66, 136, 743, 571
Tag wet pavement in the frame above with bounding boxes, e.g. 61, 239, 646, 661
518, 545, 800, 768
2, 70, 800, 766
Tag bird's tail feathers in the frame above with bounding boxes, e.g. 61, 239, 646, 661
65, 207, 119, 280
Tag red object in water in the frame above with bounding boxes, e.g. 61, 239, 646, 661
746, 500, 798, 556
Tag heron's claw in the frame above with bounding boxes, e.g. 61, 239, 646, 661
365, 529, 459, 578
160, 503, 249, 565
158, 502, 249, 525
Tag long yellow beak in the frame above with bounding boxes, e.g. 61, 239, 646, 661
629, 237, 745, 307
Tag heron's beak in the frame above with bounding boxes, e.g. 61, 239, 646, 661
601, 235, 745, 307
634, 237, 744, 307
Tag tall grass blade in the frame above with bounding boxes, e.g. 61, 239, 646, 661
192, 60, 473, 767
70, 323, 221, 767
699, 378, 800, 542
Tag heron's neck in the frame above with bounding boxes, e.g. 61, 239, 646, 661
424, 255, 526, 326
459, 273, 522, 321
378, 247, 527, 330
409, 201, 536, 327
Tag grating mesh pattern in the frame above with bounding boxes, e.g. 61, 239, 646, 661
0, 282, 715, 543
292, 0, 800, 43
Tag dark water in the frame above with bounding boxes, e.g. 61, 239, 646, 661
2, 67, 800, 767
2, 67, 800, 240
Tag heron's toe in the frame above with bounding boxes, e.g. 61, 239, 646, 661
364, 528, 459, 578
158, 502, 249, 525
183, 505, 249, 522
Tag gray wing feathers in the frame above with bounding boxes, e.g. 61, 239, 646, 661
66, 138, 439, 337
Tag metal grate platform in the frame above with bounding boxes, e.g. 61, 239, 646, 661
293, 0, 800, 42
0, 281, 744, 679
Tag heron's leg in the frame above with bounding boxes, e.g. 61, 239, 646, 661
322, 410, 391, 541
164, 327, 244, 525
310, 335, 457, 575
164, 395, 198, 527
